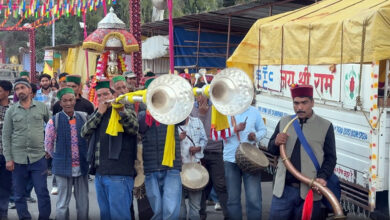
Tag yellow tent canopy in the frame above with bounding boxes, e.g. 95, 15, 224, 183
227, 0, 390, 77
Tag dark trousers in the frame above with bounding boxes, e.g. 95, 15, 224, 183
13, 157, 51, 220
0, 155, 12, 218
269, 185, 323, 220
199, 151, 229, 219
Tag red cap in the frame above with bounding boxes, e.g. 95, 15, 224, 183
290, 84, 313, 98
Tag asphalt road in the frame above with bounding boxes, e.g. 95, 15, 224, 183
7, 176, 369, 220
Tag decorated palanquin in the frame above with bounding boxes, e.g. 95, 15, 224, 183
82, 7, 139, 105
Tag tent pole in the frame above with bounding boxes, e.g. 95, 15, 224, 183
226, 16, 231, 61
195, 21, 201, 71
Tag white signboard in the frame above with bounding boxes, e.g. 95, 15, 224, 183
255, 64, 341, 101
255, 63, 376, 110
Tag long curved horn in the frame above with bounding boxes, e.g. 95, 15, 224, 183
281, 116, 345, 219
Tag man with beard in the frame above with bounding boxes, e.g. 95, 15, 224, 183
35, 73, 57, 112
3, 78, 51, 220
53, 75, 94, 116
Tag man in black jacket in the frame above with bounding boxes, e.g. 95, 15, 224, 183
81, 80, 139, 220
138, 78, 182, 220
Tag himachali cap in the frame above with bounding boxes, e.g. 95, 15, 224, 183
57, 87, 75, 99
19, 71, 29, 77
290, 84, 313, 99
66, 75, 82, 85
112, 75, 126, 84
95, 80, 111, 90
144, 78, 155, 89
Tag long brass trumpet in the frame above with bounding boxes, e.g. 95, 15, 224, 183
281, 116, 345, 219
110, 68, 254, 124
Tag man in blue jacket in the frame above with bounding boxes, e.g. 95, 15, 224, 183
45, 88, 89, 220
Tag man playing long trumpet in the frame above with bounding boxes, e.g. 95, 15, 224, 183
137, 78, 183, 220
81, 80, 139, 220
268, 84, 337, 220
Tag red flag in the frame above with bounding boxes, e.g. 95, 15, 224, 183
302, 189, 314, 220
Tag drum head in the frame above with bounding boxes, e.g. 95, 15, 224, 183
181, 163, 209, 191
134, 174, 145, 188
239, 142, 269, 168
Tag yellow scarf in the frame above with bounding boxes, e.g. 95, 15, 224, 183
162, 124, 175, 167
211, 105, 230, 131
105, 103, 124, 136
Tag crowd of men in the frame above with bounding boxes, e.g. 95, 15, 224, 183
0, 70, 336, 220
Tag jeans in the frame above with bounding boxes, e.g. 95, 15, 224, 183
0, 155, 12, 218
199, 152, 229, 219
145, 169, 182, 220
95, 174, 134, 220
13, 157, 51, 220
179, 189, 202, 220
269, 185, 322, 220
224, 161, 262, 220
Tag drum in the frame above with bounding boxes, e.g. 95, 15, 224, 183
133, 173, 146, 199
180, 163, 209, 191
235, 142, 269, 174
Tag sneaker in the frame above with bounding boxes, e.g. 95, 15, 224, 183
8, 202, 15, 209
215, 202, 222, 211
26, 197, 36, 203
51, 186, 58, 195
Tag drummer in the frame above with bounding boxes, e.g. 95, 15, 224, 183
217, 96, 266, 220
178, 116, 208, 220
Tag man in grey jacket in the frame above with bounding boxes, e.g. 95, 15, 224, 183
268, 84, 336, 220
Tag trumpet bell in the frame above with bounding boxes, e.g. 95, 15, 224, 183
146, 74, 194, 125
209, 68, 254, 116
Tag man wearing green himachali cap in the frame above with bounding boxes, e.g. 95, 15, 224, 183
45, 87, 89, 220
52, 75, 94, 116
19, 71, 30, 82
80, 79, 139, 220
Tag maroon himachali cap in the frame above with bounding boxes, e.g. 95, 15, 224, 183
290, 84, 313, 98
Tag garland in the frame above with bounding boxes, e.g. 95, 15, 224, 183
0, 0, 115, 25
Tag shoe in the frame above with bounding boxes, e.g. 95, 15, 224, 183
8, 202, 15, 209
215, 202, 222, 211
26, 197, 36, 203
206, 200, 215, 206
51, 186, 58, 195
